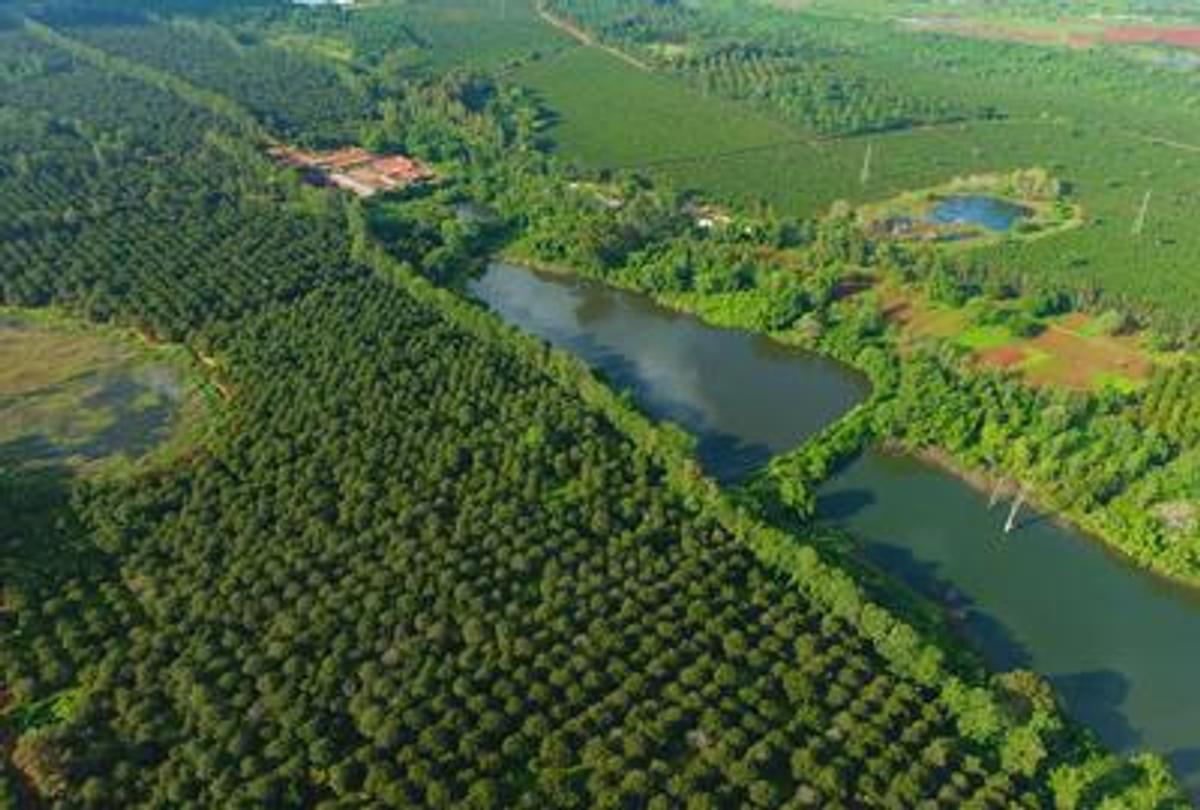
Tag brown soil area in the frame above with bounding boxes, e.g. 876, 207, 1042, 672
881, 288, 1153, 390
1105, 25, 1200, 49
1024, 323, 1152, 389
979, 345, 1027, 368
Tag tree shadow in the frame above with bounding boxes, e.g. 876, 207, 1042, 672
1167, 747, 1200, 802
695, 431, 776, 486
815, 488, 876, 522
1007, 508, 1051, 534
1050, 669, 1142, 753
0, 433, 68, 470
859, 539, 1035, 671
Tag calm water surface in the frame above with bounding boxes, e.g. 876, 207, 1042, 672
822, 452, 1200, 792
929, 195, 1029, 232
472, 263, 868, 482
473, 261, 1200, 795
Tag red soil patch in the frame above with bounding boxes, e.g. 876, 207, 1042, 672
979, 345, 1027, 368
1024, 324, 1152, 390
1105, 25, 1200, 49
1058, 312, 1091, 330
901, 18, 1099, 49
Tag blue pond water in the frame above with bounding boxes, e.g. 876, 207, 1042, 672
928, 195, 1028, 232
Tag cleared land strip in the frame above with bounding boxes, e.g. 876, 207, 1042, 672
533, 1, 653, 72
1129, 131, 1200, 154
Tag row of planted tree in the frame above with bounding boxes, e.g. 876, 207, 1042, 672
0, 11, 1191, 807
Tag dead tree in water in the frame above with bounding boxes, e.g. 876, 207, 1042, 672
1004, 487, 1028, 534
988, 478, 1008, 509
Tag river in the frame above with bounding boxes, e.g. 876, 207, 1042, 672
472, 261, 1200, 795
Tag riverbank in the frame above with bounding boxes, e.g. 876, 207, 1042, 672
357, 238, 1185, 802
903, 442, 1200, 592
461, 258, 1193, 800
497, 249, 1200, 591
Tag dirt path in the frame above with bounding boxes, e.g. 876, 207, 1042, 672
1128, 131, 1200, 154
534, 1, 653, 72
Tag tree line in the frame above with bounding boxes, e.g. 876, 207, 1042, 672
0, 12, 1189, 808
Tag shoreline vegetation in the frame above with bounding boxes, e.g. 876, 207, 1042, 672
855, 170, 1085, 249
493, 250, 1200, 594
358, 219, 1168, 803
2, 1, 1194, 803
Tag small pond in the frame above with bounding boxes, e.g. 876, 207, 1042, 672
928, 195, 1029, 232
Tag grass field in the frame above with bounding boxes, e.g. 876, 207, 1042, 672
516, 45, 804, 170
0, 311, 190, 472
403, 0, 566, 69
514, 4, 1200, 328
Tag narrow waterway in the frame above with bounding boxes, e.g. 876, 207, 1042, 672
472, 261, 1200, 795
472, 262, 868, 482
823, 452, 1200, 792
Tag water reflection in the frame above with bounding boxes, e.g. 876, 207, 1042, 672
824, 450, 1200, 793
474, 261, 1200, 794
472, 263, 869, 482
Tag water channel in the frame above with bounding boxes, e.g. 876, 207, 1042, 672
472, 261, 1200, 795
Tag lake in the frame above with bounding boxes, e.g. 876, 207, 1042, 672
471, 263, 869, 482
472, 261, 1200, 795
929, 195, 1029, 232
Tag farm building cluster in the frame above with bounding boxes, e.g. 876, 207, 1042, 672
269, 146, 435, 198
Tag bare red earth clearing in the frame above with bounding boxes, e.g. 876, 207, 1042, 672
1104, 26, 1200, 49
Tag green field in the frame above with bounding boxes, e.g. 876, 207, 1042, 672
256, 0, 567, 71
517, 45, 803, 170
403, 0, 566, 69
517, 35, 1200, 328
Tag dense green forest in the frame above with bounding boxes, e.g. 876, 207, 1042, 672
1, 1, 1197, 806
